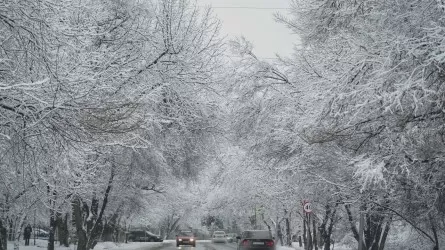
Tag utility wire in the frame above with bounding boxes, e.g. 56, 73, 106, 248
206, 6, 290, 10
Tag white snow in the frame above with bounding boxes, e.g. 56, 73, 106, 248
276, 242, 353, 250
7, 240, 165, 250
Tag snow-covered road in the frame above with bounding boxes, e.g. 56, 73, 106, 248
7, 240, 353, 250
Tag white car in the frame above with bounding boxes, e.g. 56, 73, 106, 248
212, 231, 227, 243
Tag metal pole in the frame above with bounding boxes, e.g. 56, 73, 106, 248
33, 209, 36, 245
358, 212, 364, 250
254, 206, 257, 229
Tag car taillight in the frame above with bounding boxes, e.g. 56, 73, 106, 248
242, 240, 250, 246
265, 240, 274, 247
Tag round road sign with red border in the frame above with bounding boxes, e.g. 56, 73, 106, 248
303, 202, 312, 213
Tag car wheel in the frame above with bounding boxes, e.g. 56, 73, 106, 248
192, 244, 196, 247
176, 243, 180, 247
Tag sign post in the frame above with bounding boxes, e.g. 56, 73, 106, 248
358, 212, 364, 250
302, 200, 312, 250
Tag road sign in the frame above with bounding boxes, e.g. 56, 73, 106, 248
303, 202, 312, 213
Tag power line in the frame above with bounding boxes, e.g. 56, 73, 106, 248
208, 6, 290, 10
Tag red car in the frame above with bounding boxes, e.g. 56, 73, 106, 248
176, 231, 196, 247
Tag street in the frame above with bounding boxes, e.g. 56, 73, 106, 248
140, 241, 237, 250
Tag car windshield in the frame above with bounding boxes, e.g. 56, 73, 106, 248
242, 231, 272, 239
179, 231, 193, 237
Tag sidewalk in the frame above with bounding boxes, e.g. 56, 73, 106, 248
7, 240, 164, 250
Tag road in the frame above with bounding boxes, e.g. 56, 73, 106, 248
143, 241, 238, 250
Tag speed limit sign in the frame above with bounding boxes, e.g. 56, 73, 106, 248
303, 202, 312, 213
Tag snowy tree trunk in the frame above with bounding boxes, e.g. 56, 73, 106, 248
72, 198, 87, 250
13, 213, 26, 250
285, 213, 291, 246
306, 214, 312, 250
0, 220, 7, 250
303, 217, 307, 250
48, 207, 57, 250
57, 213, 69, 247
312, 216, 317, 250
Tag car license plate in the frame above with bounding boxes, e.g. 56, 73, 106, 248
253, 242, 264, 245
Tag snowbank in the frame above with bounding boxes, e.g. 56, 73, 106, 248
276, 242, 353, 250
95, 241, 164, 250
7, 240, 166, 250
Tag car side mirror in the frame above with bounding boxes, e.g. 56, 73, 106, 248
176, 235, 178, 237
236, 236, 241, 239
272, 237, 275, 240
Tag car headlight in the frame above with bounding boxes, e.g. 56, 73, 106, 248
179, 239, 182, 241
190, 239, 194, 241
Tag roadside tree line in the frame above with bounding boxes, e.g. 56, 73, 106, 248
222, 1, 445, 250
0, 0, 224, 250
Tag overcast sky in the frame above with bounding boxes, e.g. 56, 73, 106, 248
197, 0, 300, 59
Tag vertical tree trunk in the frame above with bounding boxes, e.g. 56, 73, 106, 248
57, 213, 69, 247
13, 213, 25, 250
8, 220, 14, 241
306, 214, 312, 250
0, 220, 6, 250
285, 212, 291, 246
312, 216, 317, 250
48, 208, 56, 250
378, 217, 391, 250
303, 216, 307, 250
72, 198, 87, 250
345, 204, 359, 242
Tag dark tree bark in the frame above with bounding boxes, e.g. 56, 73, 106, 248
306, 214, 312, 250
378, 216, 391, 250
312, 216, 317, 250
48, 210, 56, 250
57, 213, 69, 247
71, 165, 115, 250
285, 211, 291, 246
0, 220, 7, 250
303, 216, 307, 250
72, 198, 87, 250
345, 204, 360, 241
319, 202, 338, 250
48, 186, 57, 250
346, 201, 394, 250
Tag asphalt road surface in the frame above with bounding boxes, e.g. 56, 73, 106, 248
141, 241, 238, 250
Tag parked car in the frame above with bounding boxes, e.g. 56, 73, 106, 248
236, 230, 275, 250
176, 231, 196, 247
127, 230, 163, 242
212, 231, 227, 243
226, 233, 237, 243
33, 228, 49, 239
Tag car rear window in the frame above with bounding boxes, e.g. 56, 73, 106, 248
242, 231, 272, 239
214, 231, 225, 235
179, 231, 193, 236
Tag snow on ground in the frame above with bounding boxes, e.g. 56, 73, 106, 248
9, 240, 353, 250
94, 241, 164, 250
279, 242, 353, 250
7, 240, 166, 250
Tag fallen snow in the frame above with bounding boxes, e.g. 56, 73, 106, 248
7, 240, 165, 250
277, 242, 353, 250
9, 240, 353, 250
